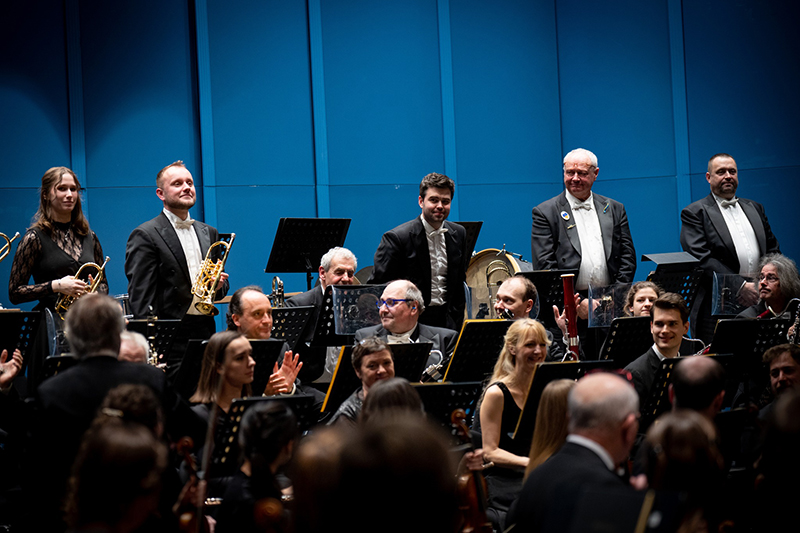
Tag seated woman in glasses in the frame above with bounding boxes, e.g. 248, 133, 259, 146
328, 336, 395, 427
473, 318, 549, 531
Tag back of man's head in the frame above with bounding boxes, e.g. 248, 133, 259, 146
568, 373, 639, 434
65, 293, 124, 358
672, 356, 725, 412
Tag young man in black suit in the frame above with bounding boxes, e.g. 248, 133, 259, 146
680, 153, 780, 342
368, 173, 467, 331
124, 161, 229, 372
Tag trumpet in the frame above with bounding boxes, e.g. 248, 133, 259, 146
192, 234, 235, 316
0, 232, 20, 263
269, 276, 285, 308
55, 256, 110, 318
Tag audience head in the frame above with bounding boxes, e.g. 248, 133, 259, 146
625, 281, 662, 317
352, 336, 395, 395
190, 331, 253, 404
119, 331, 150, 363
65, 293, 125, 359
706, 153, 738, 200
491, 318, 550, 383
65, 419, 167, 531
95, 384, 164, 439
670, 356, 725, 419
418, 173, 454, 229
568, 372, 639, 464
563, 148, 599, 201
650, 292, 689, 358
35, 166, 89, 234
319, 247, 357, 289
495, 275, 537, 319
379, 280, 424, 333
763, 344, 800, 397
525, 379, 575, 478
757, 253, 800, 310
360, 377, 424, 425
227, 285, 273, 339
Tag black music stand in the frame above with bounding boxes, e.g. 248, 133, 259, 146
126, 318, 181, 365
388, 342, 433, 382
321, 346, 358, 415
441, 319, 513, 383
412, 381, 484, 441
516, 360, 617, 445
599, 316, 653, 367
568, 487, 685, 533
711, 318, 790, 371
640, 358, 680, 431
642, 252, 702, 312
518, 270, 579, 331
454, 221, 483, 261
271, 306, 315, 354
311, 285, 384, 348
210, 395, 317, 474
264, 218, 351, 290
0, 310, 42, 376
41, 354, 78, 381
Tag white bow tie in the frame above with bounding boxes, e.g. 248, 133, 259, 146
573, 202, 592, 211
720, 198, 739, 208
175, 218, 195, 230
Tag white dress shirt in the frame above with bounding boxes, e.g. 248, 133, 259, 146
421, 215, 448, 306
163, 208, 203, 315
713, 194, 760, 276
566, 192, 610, 290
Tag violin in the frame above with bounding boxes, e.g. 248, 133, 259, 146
451, 409, 493, 533
175, 436, 210, 533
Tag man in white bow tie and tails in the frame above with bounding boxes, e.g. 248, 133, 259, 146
368, 173, 467, 331
680, 153, 781, 343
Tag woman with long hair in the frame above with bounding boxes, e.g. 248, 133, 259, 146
474, 318, 550, 530
8, 167, 107, 311
624, 281, 662, 317
523, 379, 574, 479
189, 330, 254, 417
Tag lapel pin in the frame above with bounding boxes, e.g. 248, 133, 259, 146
561, 211, 570, 221
603, 202, 609, 214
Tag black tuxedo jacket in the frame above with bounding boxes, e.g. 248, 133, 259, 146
680, 194, 780, 327
367, 217, 467, 329
507, 441, 627, 533
125, 212, 229, 319
531, 191, 636, 284
624, 346, 661, 407
354, 322, 458, 367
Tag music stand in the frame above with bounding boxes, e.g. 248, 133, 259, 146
599, 316, 653, 367
388, 342, 433, 382
0, 310, 42, 375
311, 285, 384, 348
441, 319, 512, 383
271, 306, 315, 353
642, 252, 702, 312
210, 395, 317, 474
518, 270, 579, 331
710, 318, 790, 371
264, 218, 351, 290
454, 221, 483, 261
412, 381, 484, 441
321, 346, 358, 414
126, 318, 181, 364
41, 354, 78, 381
640, 357, 680, 431
516, 360, 617, 445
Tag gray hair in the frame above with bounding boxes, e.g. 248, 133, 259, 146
65, 293, 125, 358
320, 247, 357, 272
760, 253, 800, 302
120, 331, 150, 360
403, 280, 426, 314
563, 148, 598, 168
568, 374, 638, 433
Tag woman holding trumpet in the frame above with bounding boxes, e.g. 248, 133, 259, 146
8, 166, 107, 311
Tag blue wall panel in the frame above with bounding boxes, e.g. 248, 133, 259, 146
556, 0, 676, 180
207, 0, 316, 187
449, 0, 562, 184
320, 0, 445, 185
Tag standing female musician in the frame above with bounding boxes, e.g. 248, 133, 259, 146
624, 281, 662, 317
8, 167, 107, 310
474, 318, 549, 530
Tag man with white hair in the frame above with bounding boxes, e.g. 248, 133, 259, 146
507, 372, 639, 532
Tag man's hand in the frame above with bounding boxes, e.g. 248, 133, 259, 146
263, 350, 303, 396
737, 281, 758, 308
553, 293, 584, 335
0, 349, 23, 389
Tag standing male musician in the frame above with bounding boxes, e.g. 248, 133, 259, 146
125, 161, 229, 372
368, 173, 467, 331
285, 247, 357, 381
680, 153, 780, 342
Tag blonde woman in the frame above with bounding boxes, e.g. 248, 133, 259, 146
524, 379, 575, 479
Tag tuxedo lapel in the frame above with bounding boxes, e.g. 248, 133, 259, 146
739, 200, 767, 254
703, 195, 736, 258
194, 222, 212, 257
557, 194, 582, 256
155, 213, 191, 283
593, 194, 614, 261
411, 218, 432, 290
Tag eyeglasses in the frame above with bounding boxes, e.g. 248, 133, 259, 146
376, 298, 413, 309
759, 274, 779, 283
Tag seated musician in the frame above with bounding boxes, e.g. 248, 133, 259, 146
285, 246, 357, 382
624, 281, 662, 317
737, 253, 800, 319
495, 275, 565, 361
354, 280, 457, 375
118, 330, 150, 363
473, 318, 549, 531
328, 336, 395, 426
624, 293, 689, 407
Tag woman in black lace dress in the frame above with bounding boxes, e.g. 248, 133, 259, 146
8, 167, 107, 312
